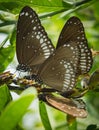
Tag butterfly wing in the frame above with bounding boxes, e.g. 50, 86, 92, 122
39, 94, 87, 118
57, 16, 92, 74
16, 6, 54, 72
38, 42, 80, 92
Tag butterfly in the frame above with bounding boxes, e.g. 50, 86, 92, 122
16, 6, 93, 94
15, 7, 93, 118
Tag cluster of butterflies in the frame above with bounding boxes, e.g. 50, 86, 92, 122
1, 6, 94, 118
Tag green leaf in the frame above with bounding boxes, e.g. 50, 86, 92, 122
0, 45, 15, 72
0, 35, 9, 48
0, 10, 16, 22
0, 0, 73, 14
0, 84, 12, 112
10, 28, 16, 46
0, 94, 34, 130
39, 101, 52, 130
86, 92, 99, 119
0, 2, 20, 13
88, 70, 99, 90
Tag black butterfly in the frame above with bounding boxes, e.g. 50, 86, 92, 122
15, 6, 93, 117
16, 6, 55, 74
16, 6, 93, 94
57, 16, 93, 75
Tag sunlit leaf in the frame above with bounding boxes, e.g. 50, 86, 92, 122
0, 84, 12, 112
39, 101, 52, 130
0, 94, 34, 130
0, 45, 15, 72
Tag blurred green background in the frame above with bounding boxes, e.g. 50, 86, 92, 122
0, 0, 99, 130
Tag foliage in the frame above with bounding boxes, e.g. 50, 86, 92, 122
0, 0, 99, 130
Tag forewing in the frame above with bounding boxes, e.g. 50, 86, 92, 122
57, 16, 93, 74
38, 42, 79, 92
16, 6, 54, 66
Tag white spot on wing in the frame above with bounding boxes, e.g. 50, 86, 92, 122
41, 43, 46, 47
77, 36, 80, 39
31, 20, 34, 23
20, 12, 25, 16
25, 12, 29, 16
36, 35, 40, 39
27, 46, 30, 48
40, 38, 43, 44
33, 26, 36, 30
42, 46, 48, 50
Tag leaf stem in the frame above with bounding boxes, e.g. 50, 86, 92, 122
0, 21, 16, 27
